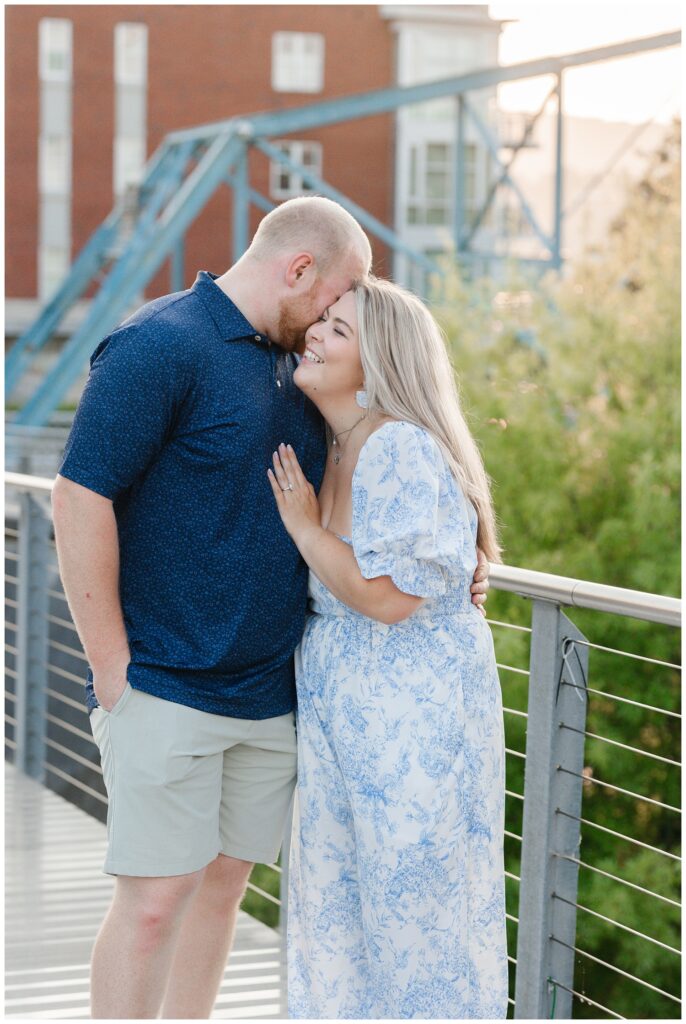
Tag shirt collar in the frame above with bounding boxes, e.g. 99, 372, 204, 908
191, 270, 270, 345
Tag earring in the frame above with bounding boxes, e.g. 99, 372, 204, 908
356, 389, 368, 409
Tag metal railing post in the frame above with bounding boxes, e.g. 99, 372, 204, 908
514, 599, 589, 1019
14, 491, 51, 780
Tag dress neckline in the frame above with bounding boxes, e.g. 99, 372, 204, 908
325, 423, 417, 548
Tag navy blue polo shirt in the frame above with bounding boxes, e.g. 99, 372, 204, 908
59, 271, 327, 718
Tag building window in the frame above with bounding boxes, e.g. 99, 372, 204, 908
114, 137, 147, 197
114, 23, 148, 198
405, 141, 488, 230
115, 22, 148, 85
272, 32, 324, 93
38, 18, 72, 299
270, 141, 323, 199
406, 142, 452, 227
39, 136, 71, 195
39, 18, 72, 81
39, 246, 71, 299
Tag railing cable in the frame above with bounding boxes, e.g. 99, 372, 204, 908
485, 618, 532, 634
560, 679, 681, 718
497, 662, 530, 677
553, 852, 680, 908
550, 935, 681, 1004
43, 762, 107, 805
547, 977, 624, 1019
556, 808, 681, 861
563, 636, 680, 670
503, 706, 528, 719
559, 722, 681, 767
557, 765, 681, 813
46, 663, 87, 687
553, 893, 681, 955
45, 686, 90, 715
45, 712, 96, 746
45, 737, 103, 776
47, 639, 88, 663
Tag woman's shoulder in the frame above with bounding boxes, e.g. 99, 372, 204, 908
356, 419, 442, 468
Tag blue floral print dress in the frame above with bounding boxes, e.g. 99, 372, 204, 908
287, 420, 508, 1019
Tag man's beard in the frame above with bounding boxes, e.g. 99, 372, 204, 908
276, 286, 318, 354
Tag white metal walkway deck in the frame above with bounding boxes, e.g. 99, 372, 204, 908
5, 765, 286, 1019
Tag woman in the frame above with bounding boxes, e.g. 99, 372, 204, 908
267, 278, 508, 1019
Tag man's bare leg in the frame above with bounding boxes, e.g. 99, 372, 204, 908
160, 854, 254, 1019
90, 868, 206, 1019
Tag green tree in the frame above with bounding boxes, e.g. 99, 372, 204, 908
436, 120, 680, 1018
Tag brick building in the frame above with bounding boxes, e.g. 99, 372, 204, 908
5, 4, 503, 316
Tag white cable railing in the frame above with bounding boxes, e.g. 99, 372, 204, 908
5, 471, 682, 1019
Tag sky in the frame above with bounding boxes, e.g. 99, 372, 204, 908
488, 0, 682, 123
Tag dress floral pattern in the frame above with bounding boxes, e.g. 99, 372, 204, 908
288, 421, 508, 1019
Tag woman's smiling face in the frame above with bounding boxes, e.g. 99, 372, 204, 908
294, 291, 364, 401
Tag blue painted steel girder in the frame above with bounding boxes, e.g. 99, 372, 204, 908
16, 134, 244, 426
167, 33, 680, 146
253, 137, 444, 277
10, 29, 680, 423
5, 141, 182, 398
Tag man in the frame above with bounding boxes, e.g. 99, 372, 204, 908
52, 196, 489, 1019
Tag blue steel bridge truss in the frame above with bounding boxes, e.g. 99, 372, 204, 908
6, 31, 679, 425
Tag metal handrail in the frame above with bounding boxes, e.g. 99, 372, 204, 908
5, 472, 54, 493
491, 564, 680, 627
5, 472, 682, 627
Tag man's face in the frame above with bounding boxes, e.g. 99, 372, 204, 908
276, 264, 363, 354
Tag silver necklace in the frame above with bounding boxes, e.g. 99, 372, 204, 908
331, 414, 367, 464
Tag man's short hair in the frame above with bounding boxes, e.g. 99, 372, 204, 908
248, 196, 372, 276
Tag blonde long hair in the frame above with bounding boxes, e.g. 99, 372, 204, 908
353, 277, 501, 563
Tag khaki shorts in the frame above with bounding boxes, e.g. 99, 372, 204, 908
89, 682, 297, 877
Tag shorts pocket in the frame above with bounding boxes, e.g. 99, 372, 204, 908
103, 680, 133, 717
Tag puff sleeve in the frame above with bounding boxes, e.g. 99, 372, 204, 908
351, 421, 450, 598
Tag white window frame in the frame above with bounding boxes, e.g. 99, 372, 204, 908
38, 19, 72, 299
38, 243, 70, 301
113, 137, 147, 197
39, 136, 71, 195
406, 141, 453, 227
270, 141, 323, 200
115, 22, 148, 86
272, 32, 324, 93
39, 18, 72, 82
113, 22, 148, 198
